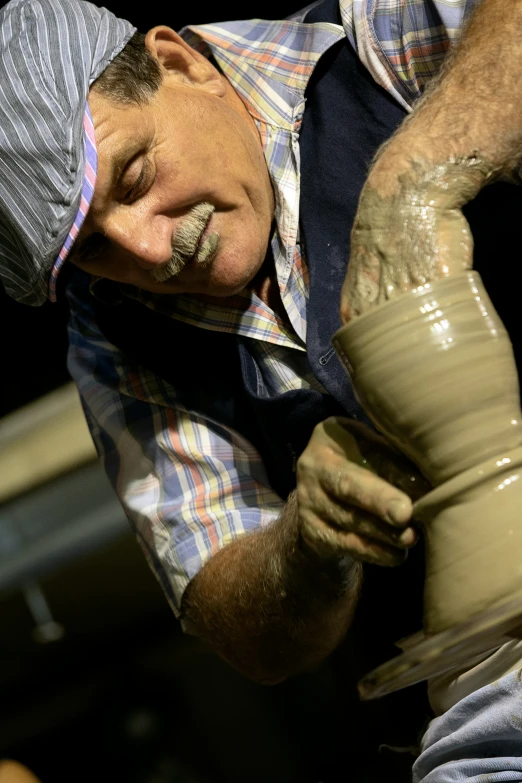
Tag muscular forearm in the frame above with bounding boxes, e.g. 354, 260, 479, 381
404, 0, 522, 170
342, 0, 522, 321
181, 491, 362, 683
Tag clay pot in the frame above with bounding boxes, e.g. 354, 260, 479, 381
333, 272, 522, 634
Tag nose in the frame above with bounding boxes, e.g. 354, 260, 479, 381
101, 211, 173, 270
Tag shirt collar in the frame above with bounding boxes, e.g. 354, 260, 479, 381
181, 18, 344, 130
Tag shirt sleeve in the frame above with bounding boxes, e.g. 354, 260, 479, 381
340, 0, 476, 111
66, 283, 284, 617
412, 668, 522, 782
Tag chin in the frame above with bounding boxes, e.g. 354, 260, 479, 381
208, 258, 265, 296
184, 241, 267, 297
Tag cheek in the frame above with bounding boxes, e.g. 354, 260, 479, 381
154, 155, 182, 197
160, 102, 258, 193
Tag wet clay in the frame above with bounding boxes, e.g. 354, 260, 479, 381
334, 272, 522, 633
415, 445, 522, 632
343, 155, 496, 319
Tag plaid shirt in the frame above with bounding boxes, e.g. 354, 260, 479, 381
68, 0, 475, 615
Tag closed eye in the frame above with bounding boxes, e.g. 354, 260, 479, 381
121, 157, 154, 204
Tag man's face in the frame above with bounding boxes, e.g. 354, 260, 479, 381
69, 31, 274, 297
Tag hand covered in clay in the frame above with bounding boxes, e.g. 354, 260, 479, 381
340, 147, 489, 322
296, 418, 429, 567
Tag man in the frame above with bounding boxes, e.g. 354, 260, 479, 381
1, 0, 522, 778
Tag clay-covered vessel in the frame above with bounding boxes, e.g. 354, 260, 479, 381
333, 272, 522, 634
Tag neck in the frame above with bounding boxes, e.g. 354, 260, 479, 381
250, 256, 286, 320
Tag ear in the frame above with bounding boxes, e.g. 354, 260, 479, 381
145, 26, 226, 97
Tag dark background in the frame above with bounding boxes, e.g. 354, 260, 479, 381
0, 2, 431, 782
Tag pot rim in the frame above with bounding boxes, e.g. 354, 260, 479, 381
333, 270, 480, 346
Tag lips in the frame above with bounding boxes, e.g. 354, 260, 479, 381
151, 202, 216, 284
193, 209, 214, 258
194, 218, 219, 268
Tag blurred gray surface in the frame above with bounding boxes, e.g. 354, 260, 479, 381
0, 460, 128, 595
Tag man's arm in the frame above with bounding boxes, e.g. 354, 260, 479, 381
182, 490, 362, 684
182, 418, 428, 683
341, 0, 522, 322
67, 284, 425, 683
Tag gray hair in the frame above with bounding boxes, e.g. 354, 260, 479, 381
93, 32, 162, 105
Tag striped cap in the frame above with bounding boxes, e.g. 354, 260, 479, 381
0, 0, 136, 306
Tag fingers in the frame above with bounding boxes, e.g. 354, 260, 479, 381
297, 468, 418, 567
297, 416, 423, 567
299, 509, 409, 568
298, 482, 416, 552
335, 505, 417, 549
320, 461, 414, 529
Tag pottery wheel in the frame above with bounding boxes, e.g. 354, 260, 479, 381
358, 589, 522, 700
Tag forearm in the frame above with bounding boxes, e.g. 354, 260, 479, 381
181, 491, 362, 683
402, 0, 522, 171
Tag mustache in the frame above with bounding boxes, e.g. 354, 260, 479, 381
151, 202, 216, 284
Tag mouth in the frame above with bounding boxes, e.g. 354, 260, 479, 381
194, 215, 219, 268
151, 202, 219, 284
